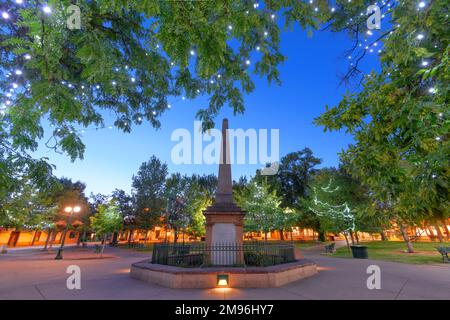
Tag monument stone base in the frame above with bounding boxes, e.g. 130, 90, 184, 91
130, 259, 318, 288
204, 211, 246, 265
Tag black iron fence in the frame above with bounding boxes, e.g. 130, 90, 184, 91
151, 242, 295, 267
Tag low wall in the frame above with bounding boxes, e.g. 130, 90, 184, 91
130, 259, 317, 288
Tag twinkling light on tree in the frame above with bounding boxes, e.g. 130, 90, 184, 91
308, 178, 356, 234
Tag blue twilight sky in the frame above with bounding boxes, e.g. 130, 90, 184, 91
34, 25, 379, 196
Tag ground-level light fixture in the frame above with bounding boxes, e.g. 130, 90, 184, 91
217, 274, 229, 287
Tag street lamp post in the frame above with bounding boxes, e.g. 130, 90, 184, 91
55, 206, 81, 260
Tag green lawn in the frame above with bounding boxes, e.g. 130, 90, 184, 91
295, 241, 326, 249
331, 241, 449, 265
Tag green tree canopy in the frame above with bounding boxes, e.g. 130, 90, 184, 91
2, 1, 446, 244
255, 148, 322, 207
132, 155, 168, 230
165, 173, 190, 239
164, 173, 217, 241
0, 0, 328, 192
184, 174, 218, 238
90, 199, 122, 255
90, 199, 122, 236
110, 188, 134, 218
315, 0, 449, 250
304, 168, 369, 238
0, 177, 58, 229
235, 178, 285, 239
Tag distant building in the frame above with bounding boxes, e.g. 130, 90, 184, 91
1, 220, 448, 247
0, 228, 80, 247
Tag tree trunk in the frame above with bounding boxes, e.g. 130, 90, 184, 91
343, 232, 351, 252
173, 230, 178, 244
143, 230, 148, 244
82, 230, 87, 244
279, 229, 285, 241
349, 231, 355, 245
111, 231, 118, 246
30, 230, 37, 246
380, 230, 388, 241
434, 224, 444, 243
49, 230, 57, 249
127, 229, 134, 244
264, 232, 268, 241
318, 231, 325, 242
399, 225, 414, 253
441, 219, 450, 239
100, 234, 107, 258
354, 231, 360, 245
43, 229, 53, 251
77, 231, 82, 246
426, 226, 436, 241
424, 226, 432, 239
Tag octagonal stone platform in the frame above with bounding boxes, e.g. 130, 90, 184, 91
130, 259, 318, 288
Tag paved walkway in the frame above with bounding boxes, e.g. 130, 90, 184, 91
2, 242, 102, 253
0, 246, 448, 300
301, 240, 348, 253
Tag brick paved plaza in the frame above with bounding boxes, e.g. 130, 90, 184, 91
1, 246, 448, 300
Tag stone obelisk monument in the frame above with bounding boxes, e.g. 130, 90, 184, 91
203, 118, 246, 265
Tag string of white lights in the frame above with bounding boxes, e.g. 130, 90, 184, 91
0, 1, 269, 122
309, 181, 356, 231
0, 1, 440, 135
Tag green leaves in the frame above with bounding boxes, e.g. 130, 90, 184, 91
304, 168, 372, 234
235, 178, 292, 234
2, 0, 446, 230
132, 155, 168, 229
90, 200, 123, 236
316, 0, 449, 223
0, 0, 327, 192
0, 175, 59, 229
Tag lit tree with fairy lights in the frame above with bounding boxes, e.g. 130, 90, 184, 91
305, 168, 371, 248
308, 178, 355, 247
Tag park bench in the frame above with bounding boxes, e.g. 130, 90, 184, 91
324, 243, 336, 254
436, 247, 450, 263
